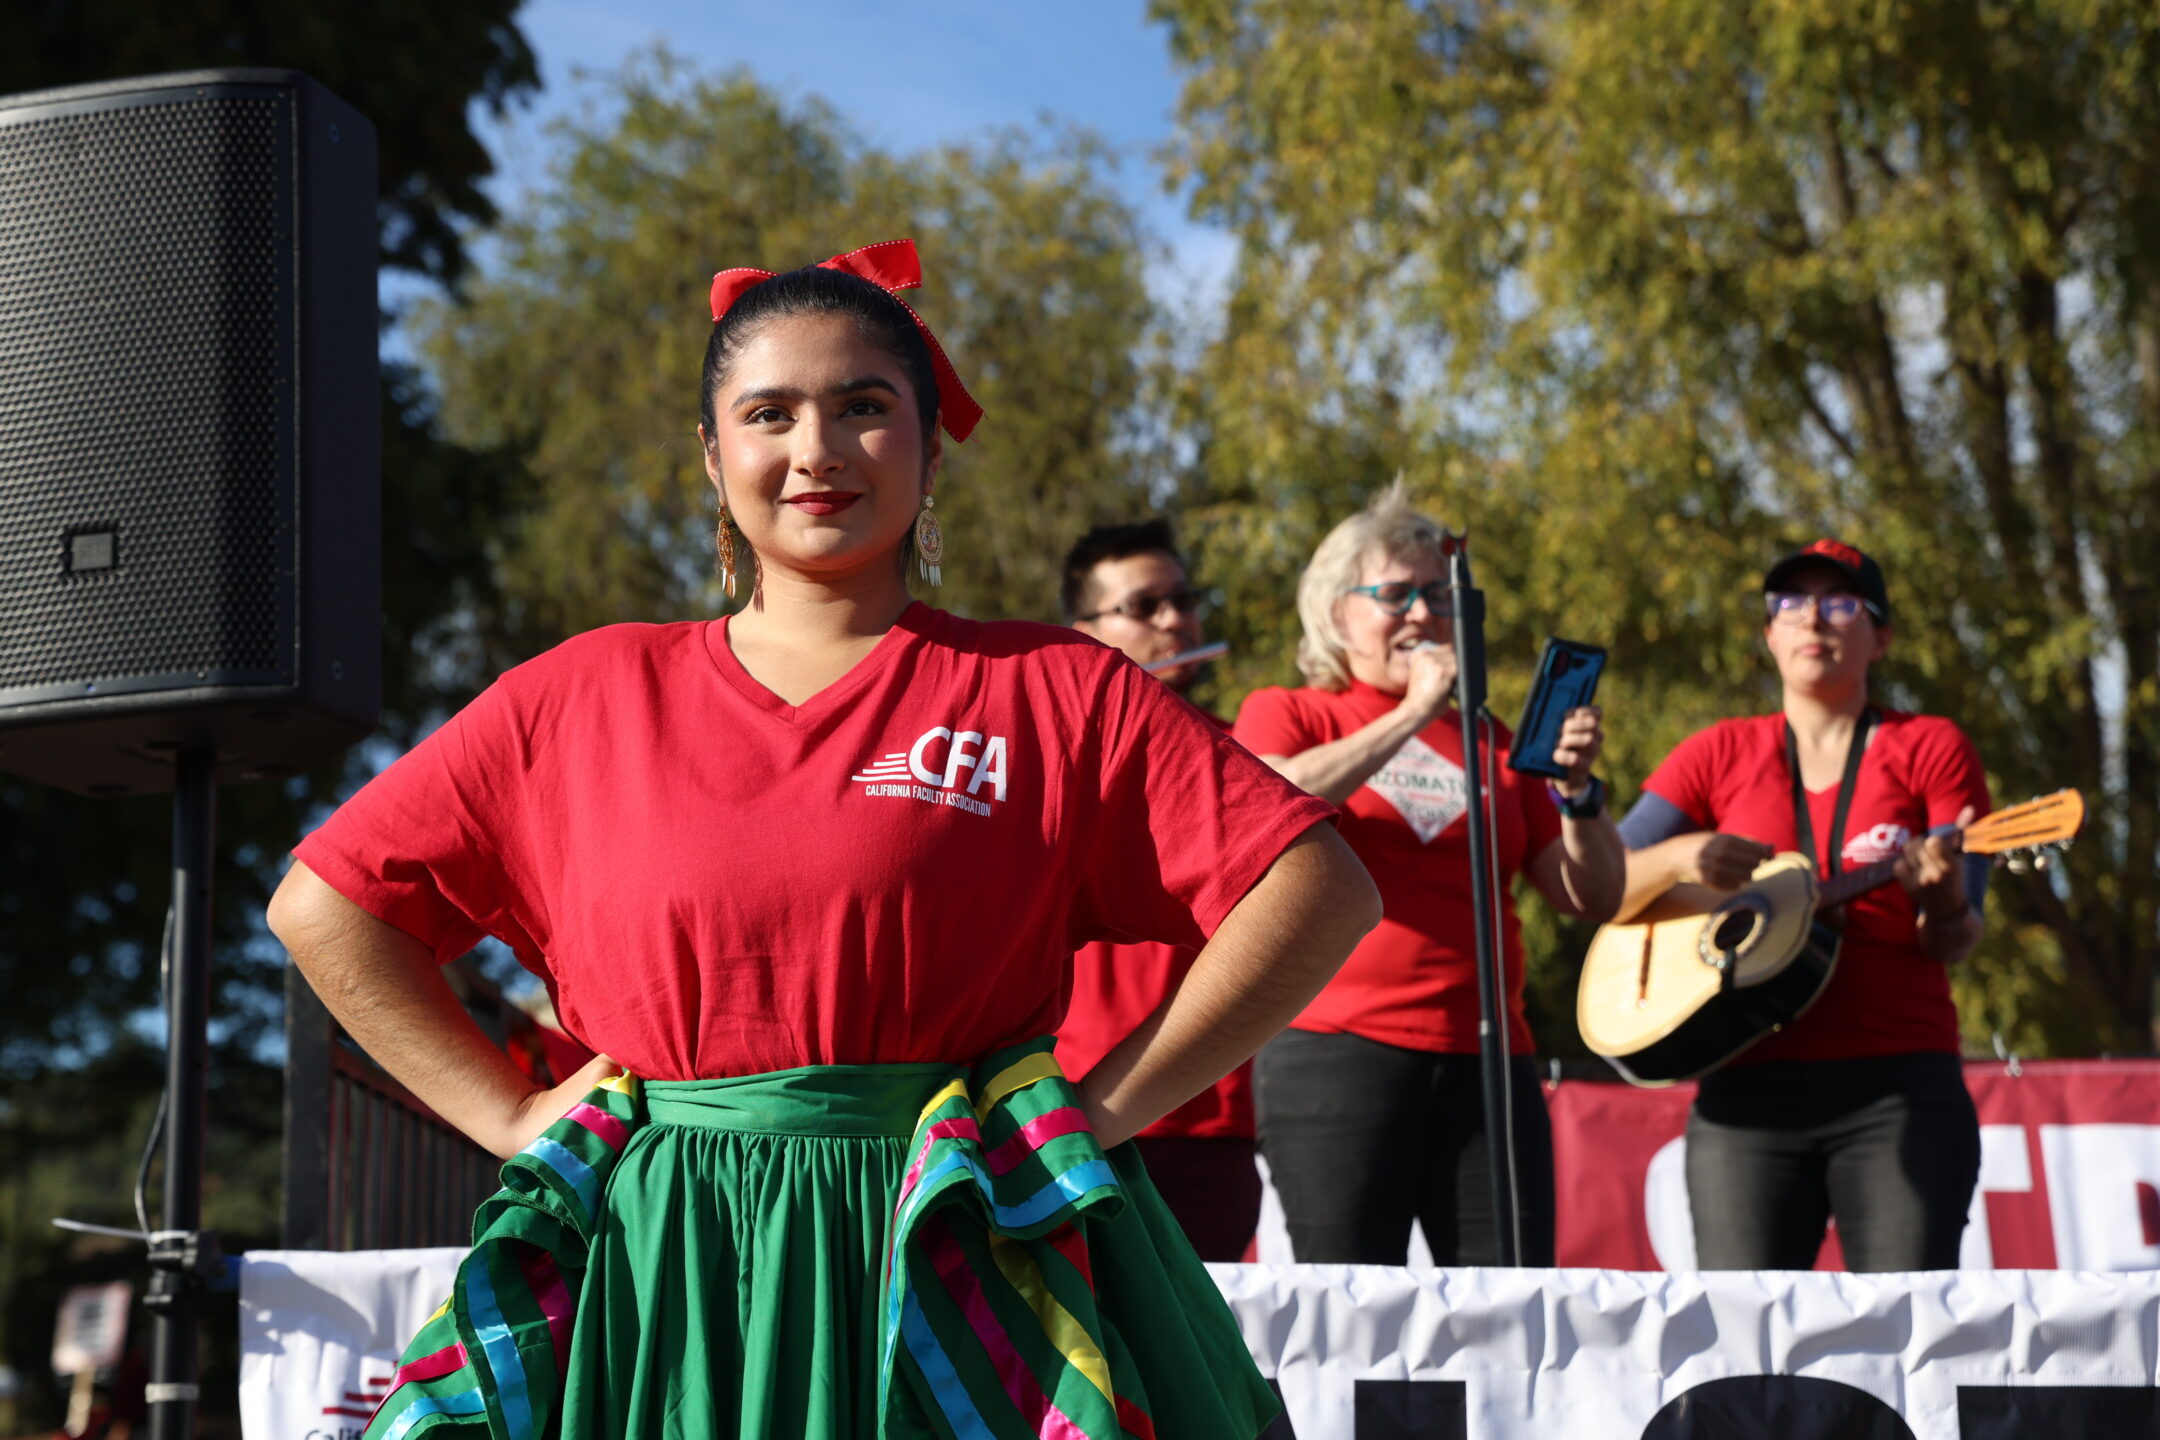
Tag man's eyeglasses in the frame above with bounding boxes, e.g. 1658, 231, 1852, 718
1765, 591, 1868, 627
1346, 581, 1454, 618
1077, 588, 1205, 623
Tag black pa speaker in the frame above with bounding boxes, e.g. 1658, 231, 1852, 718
0, 69, 379, 796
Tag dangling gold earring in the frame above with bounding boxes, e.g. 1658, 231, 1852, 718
914, 493, 944, 587
716, 509, 739, 599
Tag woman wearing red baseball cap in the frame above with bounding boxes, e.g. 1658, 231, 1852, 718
1614, 539, 1992, 1271
269, 242, 1378, 1437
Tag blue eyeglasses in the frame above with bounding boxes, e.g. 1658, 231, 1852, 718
1346, 581, 1454, 617
1765, 592, 1868, 627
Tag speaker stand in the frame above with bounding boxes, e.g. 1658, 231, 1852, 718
145, 750, 217, 1440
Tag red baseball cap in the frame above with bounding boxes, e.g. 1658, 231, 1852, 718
1763, 538, 1889, 623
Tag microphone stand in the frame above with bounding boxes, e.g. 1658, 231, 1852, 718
1448, 540, 1522, 1265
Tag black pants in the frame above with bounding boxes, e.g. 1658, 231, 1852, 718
1686, 1052, 1980, 1271
1132, 1135, 1261, 1262
1254, 1028, 1555, 1265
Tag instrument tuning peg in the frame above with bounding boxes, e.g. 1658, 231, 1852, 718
2006, 853, 2033, 875
2032, 851, 2051, 872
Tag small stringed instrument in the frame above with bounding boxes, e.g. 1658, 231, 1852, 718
1577, 789, 2085, 1087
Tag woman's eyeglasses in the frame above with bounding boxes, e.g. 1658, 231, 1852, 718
1077, 588, 1205, 623
1346, 581, 1454, 618
1765, 592, 1867, 627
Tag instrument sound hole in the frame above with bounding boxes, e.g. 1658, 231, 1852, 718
1712, 910, 1757, 954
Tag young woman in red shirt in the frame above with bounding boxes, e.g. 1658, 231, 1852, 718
1232, 481, 1625, 1265
1614, 540, 1989, 1271
267, 243, 1380, 1439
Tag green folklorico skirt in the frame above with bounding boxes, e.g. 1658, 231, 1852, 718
361, 1037, 1278, 1440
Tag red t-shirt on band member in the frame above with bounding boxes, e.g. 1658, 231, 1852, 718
1636, 711, 1991, 1063
1232, 680, 1563, 1055
293, 603, 1335, 1083
1056, 710, 1254, 1140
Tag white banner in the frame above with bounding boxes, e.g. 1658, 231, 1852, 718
239, 1248, 464, 1440
1210, 1263, 2160, 1438
241, 1252, 2160, 1439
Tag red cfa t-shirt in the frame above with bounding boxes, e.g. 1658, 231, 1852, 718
1233, 681, 1563, 1054
1056, 709, 1253, 1140
294, 603, 1333, 1082
1638, 711, 1990, 1062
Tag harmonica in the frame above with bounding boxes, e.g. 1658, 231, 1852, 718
1143, 641, 1229, 673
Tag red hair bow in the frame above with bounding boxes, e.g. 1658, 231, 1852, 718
708, 239, 984, 443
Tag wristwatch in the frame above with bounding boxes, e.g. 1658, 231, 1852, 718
1548, 775, 1606, 821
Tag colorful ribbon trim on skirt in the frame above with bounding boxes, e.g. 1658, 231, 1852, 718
361, 1039, 1160, 1440
361, 1072, 637, 1440
879, 1037, 1160, 1440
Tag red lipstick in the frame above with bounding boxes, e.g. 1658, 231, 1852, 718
784, 492, 862, 516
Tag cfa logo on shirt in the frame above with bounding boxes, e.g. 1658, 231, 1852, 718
850, 726, 1009, 817
1842, 822, 1912, 867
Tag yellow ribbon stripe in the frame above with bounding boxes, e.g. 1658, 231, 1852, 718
986, 1235, 1114, 1403
915, 1078, 971, 1129
974, 1051, 1063, 1119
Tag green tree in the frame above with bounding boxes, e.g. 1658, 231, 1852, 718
414, 50, 1160, 639
1155, 0, 2160, 1055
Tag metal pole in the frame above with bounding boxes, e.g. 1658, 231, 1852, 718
1448, 545, 1521, 1265
147, 748, 216, 1439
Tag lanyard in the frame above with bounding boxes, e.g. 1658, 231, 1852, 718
1785, 709, 1875, 877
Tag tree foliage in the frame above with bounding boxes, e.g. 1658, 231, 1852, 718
415, 50, 1160, 643
1155, 0, 2160, 1054
0, 0, 536, 283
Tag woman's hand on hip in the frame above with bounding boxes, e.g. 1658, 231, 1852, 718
270, 862, 629, 1163
495, 1051, 624, 1159
1077, 824, 1379, 1147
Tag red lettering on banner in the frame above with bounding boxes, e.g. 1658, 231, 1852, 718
1551, 1060, 2160, 1271
1981, 1123, 2057, 1269
1546, 1080, 1685, 1269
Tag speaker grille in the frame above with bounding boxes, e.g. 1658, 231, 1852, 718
0, 89, 295, 705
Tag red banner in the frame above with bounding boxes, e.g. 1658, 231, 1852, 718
1550, 1059, 2160, 1270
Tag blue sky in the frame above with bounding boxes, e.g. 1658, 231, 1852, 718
464, 0, 1234, 297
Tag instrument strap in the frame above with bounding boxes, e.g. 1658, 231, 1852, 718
1785, 708, 1876, 877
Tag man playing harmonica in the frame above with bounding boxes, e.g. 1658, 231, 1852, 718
1056, 519, 1259, 1259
